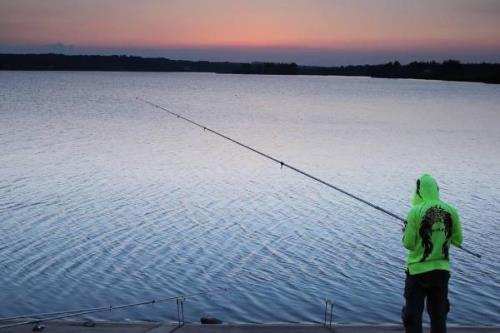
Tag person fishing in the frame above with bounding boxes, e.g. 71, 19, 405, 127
402, 174, 463, 333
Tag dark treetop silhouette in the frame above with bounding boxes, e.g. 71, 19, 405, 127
1, 54, 499, 84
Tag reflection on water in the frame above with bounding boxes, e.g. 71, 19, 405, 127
0, 72, 499, 324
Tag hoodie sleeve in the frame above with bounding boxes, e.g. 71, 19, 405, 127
451, 208, 463, 247
403, 208, 418, 250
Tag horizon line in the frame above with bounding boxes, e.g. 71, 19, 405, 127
2, 43, 500, 67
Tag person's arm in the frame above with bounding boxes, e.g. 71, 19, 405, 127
451, 208, 463, 247
403, 208, 418, 250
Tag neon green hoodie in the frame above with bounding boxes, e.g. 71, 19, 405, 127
403, 174, 463, 275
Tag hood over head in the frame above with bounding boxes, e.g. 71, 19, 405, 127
412, 174, 439, 205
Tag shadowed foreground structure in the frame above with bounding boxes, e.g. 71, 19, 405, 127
1, 321, 500, 333
1, 54, 499, 83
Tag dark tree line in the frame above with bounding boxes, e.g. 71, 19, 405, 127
1, 54, 499, 83
301, 60, 500, 83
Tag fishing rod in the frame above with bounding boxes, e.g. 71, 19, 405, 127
0, 288, 229, 330
137, 97, 481, 259
0, 307, 109, 322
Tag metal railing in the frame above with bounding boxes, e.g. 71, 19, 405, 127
0, 288, 228, 330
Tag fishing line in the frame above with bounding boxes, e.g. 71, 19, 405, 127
137, 97, 480, 259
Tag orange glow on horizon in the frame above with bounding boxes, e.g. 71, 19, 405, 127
1, 0, 499, 56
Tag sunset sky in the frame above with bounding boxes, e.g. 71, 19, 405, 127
1, 0, 499, 65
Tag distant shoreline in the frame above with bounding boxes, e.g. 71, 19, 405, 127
1, 53, 499, 84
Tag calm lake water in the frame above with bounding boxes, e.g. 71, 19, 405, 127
1, 71, 499, 324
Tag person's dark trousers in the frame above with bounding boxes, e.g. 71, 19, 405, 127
403, 269, 450, 333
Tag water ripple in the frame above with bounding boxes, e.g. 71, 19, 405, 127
1, 72, 499, 324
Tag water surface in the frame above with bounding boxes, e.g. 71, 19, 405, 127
1, 72, 499, 324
